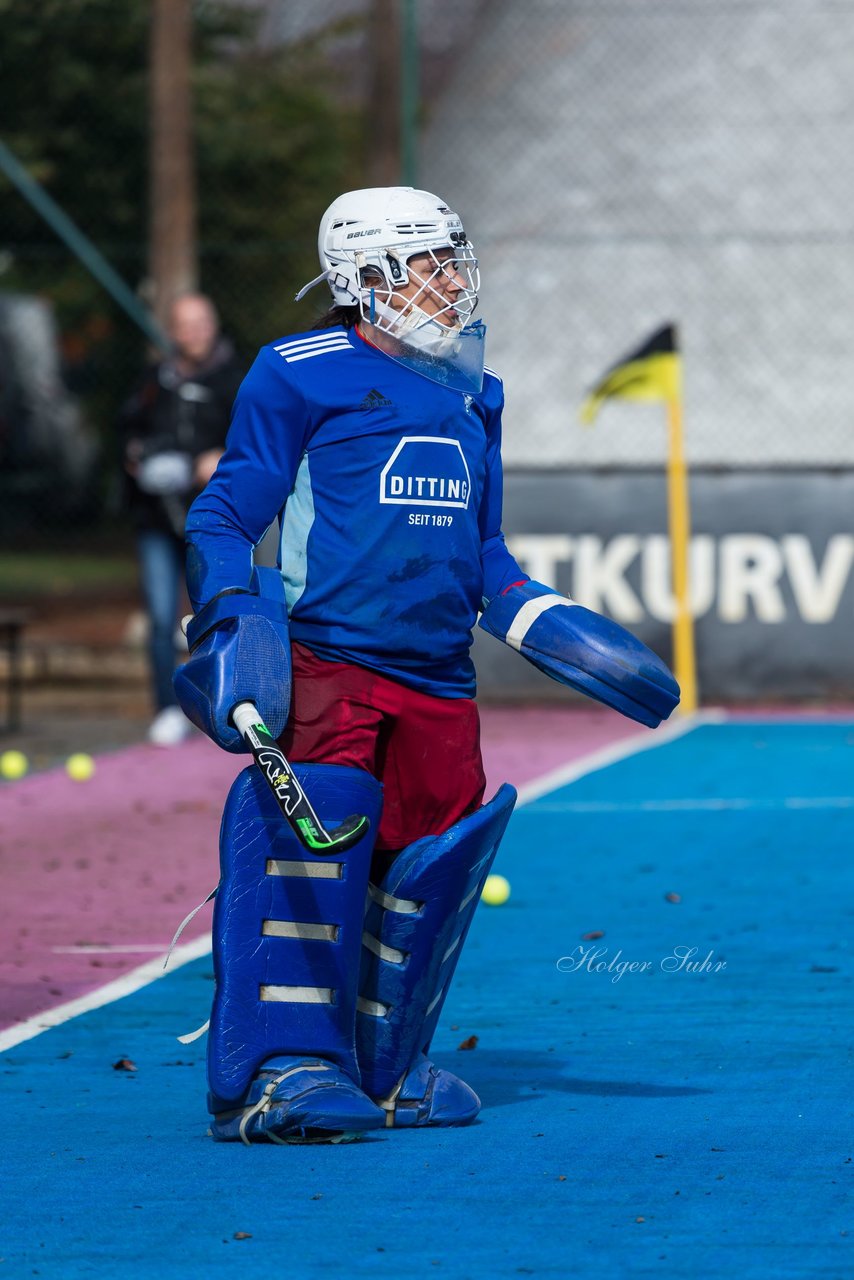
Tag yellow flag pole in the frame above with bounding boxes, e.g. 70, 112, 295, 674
665, 364, 698, 713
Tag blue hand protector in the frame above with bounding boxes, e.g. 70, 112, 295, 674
479, 580, 680, 728
173, 566, 291, 753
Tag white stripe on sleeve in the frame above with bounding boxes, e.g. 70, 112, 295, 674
505, 594, 572, 651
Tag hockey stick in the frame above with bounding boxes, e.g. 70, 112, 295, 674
231, 702, 370, 854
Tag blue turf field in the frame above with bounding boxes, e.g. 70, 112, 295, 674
2, 721, 852, 1278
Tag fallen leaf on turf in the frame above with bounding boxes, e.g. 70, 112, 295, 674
664, 892, 681, 903
581, 930, 604, 940
234, 1232, 252, 1240
112, 1058, 137, 1071
457, 1035, 478, 1051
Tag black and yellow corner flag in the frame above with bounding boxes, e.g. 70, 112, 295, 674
580, 323, 680, 425
579, 321, 697, 714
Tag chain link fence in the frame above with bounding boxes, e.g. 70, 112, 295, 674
2, 0, 852, 549
418, 0, 854, 468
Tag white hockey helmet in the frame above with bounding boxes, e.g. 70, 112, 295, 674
295, 187, 483, 388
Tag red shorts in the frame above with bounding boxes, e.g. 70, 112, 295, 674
278, 642, 486, 849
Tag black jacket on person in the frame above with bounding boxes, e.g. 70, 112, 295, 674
119, 337, 245, 537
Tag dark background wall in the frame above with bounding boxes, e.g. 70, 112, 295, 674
474, 469, 854, 701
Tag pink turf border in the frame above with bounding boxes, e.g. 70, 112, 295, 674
0, 705, 643, 1031
3, 703, 851, 1032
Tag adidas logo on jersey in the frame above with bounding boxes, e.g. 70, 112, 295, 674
359, 388, 394, 412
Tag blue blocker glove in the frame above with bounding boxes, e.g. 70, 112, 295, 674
479, 579, 680, 728
173, 567, 291, 753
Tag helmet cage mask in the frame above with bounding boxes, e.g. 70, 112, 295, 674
355, 240, 480, 342
296, 187, 485, 391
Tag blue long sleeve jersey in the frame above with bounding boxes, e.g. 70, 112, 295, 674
185, 325, 526, 698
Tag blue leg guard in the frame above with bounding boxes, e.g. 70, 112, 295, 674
356, 784, 516, 1127
208, 763, 386, 1143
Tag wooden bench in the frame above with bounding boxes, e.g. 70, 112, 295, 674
0, 608, 28, 733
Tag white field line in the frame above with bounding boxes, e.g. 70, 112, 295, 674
529, 795, 854, 814
514, 708, 725, 807
0, 710, 718, 1055
0, 935, 212, 1053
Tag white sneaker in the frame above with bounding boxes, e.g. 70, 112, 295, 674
148, 706, 192, 747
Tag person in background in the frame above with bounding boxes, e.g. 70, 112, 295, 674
120, 292, 245, 746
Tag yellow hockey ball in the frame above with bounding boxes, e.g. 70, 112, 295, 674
481, 873, 511, 906
66, 752, 95, 782
0, 749, 29, 780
